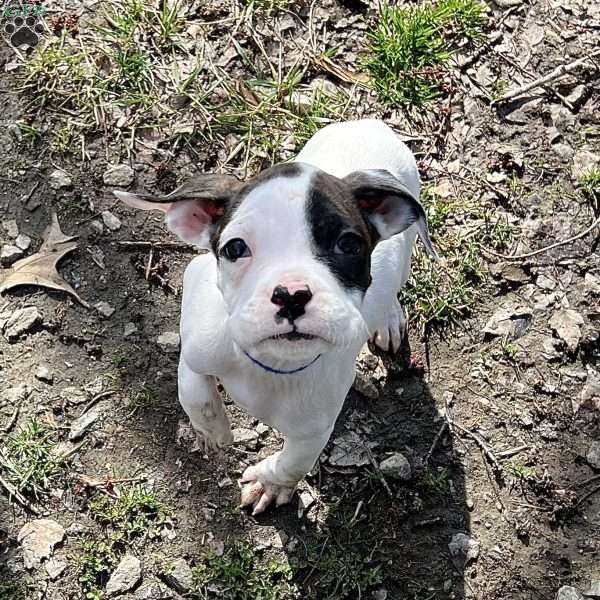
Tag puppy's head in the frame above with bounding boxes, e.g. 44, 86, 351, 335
115, 163, 434, 366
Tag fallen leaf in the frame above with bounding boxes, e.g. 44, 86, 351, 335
0, 213, 89, 307
312, 56, 370, 86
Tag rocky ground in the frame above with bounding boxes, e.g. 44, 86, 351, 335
0, 0, 599, 599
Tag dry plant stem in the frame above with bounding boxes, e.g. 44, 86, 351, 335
364, 444, 393, 498
0, 473, 40, 515
483, 215, 600, 260
118, 241, 196, 252
424, 421, 449, 467
496, 48, 600, 102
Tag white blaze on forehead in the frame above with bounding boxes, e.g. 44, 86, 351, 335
218, 167, 316, 258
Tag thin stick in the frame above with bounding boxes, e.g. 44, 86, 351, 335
576, 484, 600, 508
117, 241, 197, 252
496, 445, 530, 459
364, 445, 393, 498
496, 49, 600, 102
1, 404, 20, 434
424, 421, 448, 467
576, 474, 600, 489
0, 474, 39, 515
483, 215, 600, 260
450, 420, 502, 476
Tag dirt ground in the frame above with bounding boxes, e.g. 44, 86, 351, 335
0, 1, 599, 599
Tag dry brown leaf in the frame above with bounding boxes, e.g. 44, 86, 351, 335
312, 56, 370, 86
0, 212, 89, 308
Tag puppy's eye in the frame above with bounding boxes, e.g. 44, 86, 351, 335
335, 232, 364, 255
220, 238, 251, 261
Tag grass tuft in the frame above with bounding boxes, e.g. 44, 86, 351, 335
74, 539, 119, 600
365, 0, 485, 106
89, 484, 173, 540
0, 419, 66, 500
191, 541, 298, 599
400, 185, 513, 330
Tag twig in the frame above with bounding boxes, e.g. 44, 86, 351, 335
80, 390, 115, 416
364, 445, 393, 498
495, 48, 600, 103
576, 474, 600, 489
78, 475, 146, 489
0, 474, 40, 515
449, 420, 503, 476
576, 484, 600, 508
424, 421, 448, 467
145, 247, 154, 280
496, 445, 530, 459
483, 216, 600, 260
22, 181, 40, 205
1, 404, 20, 434
117, 240, 198, 252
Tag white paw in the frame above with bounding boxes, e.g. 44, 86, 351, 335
238, 464, 296, 515
191, 420, 233, 454
371, 297, 407, 353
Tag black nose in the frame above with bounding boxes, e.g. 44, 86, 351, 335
271, 285, 313, 322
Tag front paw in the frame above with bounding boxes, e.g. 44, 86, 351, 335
371, 297, 407, 353
191, 422, 233, 454
239, 464, 296, 515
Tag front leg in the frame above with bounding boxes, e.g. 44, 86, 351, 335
178, 357, 233, 453
240, 429, 331, 515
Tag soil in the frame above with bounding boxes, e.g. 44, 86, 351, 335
0, 1, 599, 599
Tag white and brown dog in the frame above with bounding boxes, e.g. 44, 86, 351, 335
115, 119, 436, 514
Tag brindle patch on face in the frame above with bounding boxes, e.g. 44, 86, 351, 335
210, 163, 305, 255
305, 171, 376, 291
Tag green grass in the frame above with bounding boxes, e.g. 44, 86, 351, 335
0, 419, 67, 500
89, 484, 173, 540
578, 167, 600, 212
399, 185, 513, 330
365, 0, 485, 106
191, 541, 299, 599
74, 539, 119, 600
421, 466, 450, 494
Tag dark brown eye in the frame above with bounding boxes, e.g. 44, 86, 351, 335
335, 232, 364, 255
220, 238, 250, 261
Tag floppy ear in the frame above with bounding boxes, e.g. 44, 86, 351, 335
113, 174, 242, 248
344, 169, 438, 259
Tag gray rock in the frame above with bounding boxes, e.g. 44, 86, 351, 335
483, 305, 532, 339
69, 409, 99, 441
550, 104, 575, 130
584, 273, 600, 295
101, 210, 122, 231
549, 309, 584, 352
157, 332, 180, 353
49, 169, 73, 190
557, 586, 583, 600
566, 84, 586, 106
1, 244, 24, 265
586, 441, 600, 470
585, 580, 600, 598
136, 581, 177, 599
106, 554, 142, 596
379, 453, 412, 481
201, 507, 215, 522
536, 274, 556, 290
95, 301, 116, 318
448, 533, 480, 564
60, 386, 88, 405
232, 427, 259, 449
328, 431, 374, 467
552, 143, 574, 161
89, 220, 104, 235
4, 307, 42, 341
163, 558, 193, 593
572, 150, 600, 180
2, 218, 19, 238
15, 234, 32, 250
18, 519, 65, 570
297, 490, 315, 518
373, 590, 388, 600
124, 322, 138, 337
45, 558, 67, 580
35, 365, 54, 384
103, 164, 135, 187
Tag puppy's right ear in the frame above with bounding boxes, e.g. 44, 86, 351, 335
113, 174, 242, 248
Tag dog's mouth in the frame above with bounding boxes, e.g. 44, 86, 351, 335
269, 331, 318, 342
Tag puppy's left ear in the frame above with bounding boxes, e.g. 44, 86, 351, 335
344, 169, 438, 259
113, 174, 242, 248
